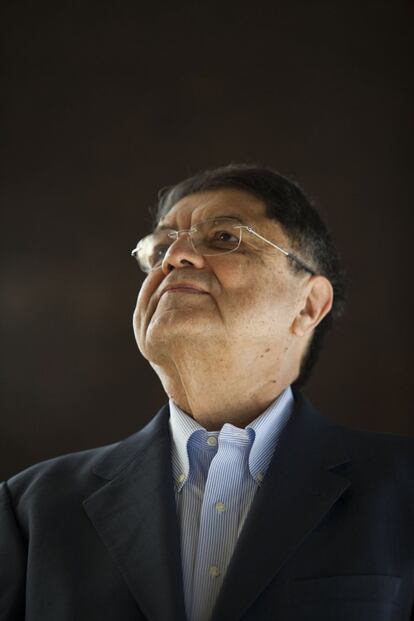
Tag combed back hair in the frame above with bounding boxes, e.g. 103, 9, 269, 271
154, 163, 346, 387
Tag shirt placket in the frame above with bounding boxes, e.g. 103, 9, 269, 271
190, 432, 251, 621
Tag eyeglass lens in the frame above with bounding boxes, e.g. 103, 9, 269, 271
136, 219, 242, 272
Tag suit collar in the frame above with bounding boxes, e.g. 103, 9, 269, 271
90, 406, 171, 481
83, 393, 351, 621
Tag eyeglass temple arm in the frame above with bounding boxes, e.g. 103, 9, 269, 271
239, 226, 316, 275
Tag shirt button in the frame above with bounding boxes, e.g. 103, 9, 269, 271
209, 565, 220, 577
207, 436, 218, 447
177, 473, 185, 483
215, 501, 226, 513
257, 472, 264, 482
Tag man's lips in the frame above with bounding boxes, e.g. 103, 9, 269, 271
164, 288, 206, 295
160, 283, 209, 297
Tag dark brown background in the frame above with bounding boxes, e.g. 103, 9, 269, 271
1, 1, 413, 481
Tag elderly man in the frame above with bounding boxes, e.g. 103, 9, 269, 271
1, 164, 413, 621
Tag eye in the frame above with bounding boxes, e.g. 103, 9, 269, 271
204, 227, 240, 252
213, 231, 239, 243
151, 245, 170, 264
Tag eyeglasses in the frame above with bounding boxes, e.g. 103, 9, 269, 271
131, 217, 316, 275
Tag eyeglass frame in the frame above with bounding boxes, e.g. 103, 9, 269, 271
131, 217, 316, 276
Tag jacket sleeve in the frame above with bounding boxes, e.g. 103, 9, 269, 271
0, 481, 26, 620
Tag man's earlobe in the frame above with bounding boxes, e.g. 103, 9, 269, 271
292, 276, 334, 337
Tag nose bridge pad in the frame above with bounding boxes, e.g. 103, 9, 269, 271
177, 230, 192, 243
163, 230, 199, 268
172, 230, 197, 252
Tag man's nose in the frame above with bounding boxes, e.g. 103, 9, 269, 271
161, 233, 206, 274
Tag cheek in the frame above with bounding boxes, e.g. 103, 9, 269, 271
220, 263, 297, 329
133, 272, 164, 331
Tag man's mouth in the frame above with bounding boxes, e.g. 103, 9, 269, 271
161, 282, 209, 297
163, 287, 208, 295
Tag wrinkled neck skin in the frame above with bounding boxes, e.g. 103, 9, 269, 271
149, 339, 301, 431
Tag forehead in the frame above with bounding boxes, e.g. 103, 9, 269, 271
158, 188, 270, 229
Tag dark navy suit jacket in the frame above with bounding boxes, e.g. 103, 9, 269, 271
1, 391, 414, 620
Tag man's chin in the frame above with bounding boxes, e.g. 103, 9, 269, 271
146, 311, 214, 347
150, 305, 211, 328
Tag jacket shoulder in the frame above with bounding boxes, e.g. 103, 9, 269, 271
6, 442, 117, 505
338, 423, 414, 468
295, 390, 414, 470
5, 405, 170, 515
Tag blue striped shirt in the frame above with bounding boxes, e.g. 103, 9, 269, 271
169, 386, 294, 621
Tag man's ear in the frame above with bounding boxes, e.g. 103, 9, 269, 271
292, 276, 334, 337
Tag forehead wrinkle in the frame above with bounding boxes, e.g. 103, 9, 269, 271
158, 194, 217, 227
154, 214, 247, 233
157, 203, 251, 233
157, 189, 270, 232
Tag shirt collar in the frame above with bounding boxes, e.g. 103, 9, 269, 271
245, 385, 294, 483
169, 386, 294, 491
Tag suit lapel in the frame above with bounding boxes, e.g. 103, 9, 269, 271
83, 407, 187, 621
211, 392, 351, 621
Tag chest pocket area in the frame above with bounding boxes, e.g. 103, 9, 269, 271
288, 575, 403, 621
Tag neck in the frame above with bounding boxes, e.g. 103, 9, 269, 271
150, 346, 297, 430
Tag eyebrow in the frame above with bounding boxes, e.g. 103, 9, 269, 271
154, 214, 247, 232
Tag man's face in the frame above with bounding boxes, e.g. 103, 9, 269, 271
133, 188, 311, 366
